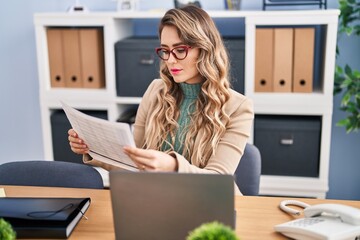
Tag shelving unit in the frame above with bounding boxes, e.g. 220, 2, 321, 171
34, 10, 339, 197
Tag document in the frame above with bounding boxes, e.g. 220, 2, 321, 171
61, 101, 138, 171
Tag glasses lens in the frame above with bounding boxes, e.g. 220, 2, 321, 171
173, 46, 188, 60
157, 48, 170, 60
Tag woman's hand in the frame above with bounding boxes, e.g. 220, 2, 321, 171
68, 129, 89, 154
123, 146, 178, 172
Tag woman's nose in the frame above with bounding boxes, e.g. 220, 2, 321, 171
167, 53, 177, 63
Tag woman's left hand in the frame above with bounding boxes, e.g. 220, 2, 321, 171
123, 146, 178, 172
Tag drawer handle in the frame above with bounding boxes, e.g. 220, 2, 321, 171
280, 139, 294, 145
140, 58, 154, 65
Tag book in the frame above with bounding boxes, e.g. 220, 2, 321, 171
0, 197, 90, 239
61, 101, 139, 171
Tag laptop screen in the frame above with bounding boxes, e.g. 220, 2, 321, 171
109, 171, 235, 240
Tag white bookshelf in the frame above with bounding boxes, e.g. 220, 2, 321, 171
34, 10, 339, 197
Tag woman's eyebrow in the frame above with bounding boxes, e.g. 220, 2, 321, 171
160, 42, 185, 47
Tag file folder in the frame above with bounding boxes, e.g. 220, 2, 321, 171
79, 28, 105, 88
62, 29, 83, 88
293, 28, 315, 93
47, 29, 65, 87
255, 28, 274, 92
273, 28, 293, 92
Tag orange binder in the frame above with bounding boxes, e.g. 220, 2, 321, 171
47, 29, 65, 88
79, 29, 105, 89
273, 28, 293, 92
62, 29, 83, 88
254, 28, 274, 92
293, 28, 315, 93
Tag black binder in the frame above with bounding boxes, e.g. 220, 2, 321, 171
0, 197, 90, 239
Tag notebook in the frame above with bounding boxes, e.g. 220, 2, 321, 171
0, 197, 90, 238
109, 171, 235, 240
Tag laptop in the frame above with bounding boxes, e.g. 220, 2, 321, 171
109, 171, 235, 240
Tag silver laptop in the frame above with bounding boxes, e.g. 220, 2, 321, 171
109, 171, 235, 240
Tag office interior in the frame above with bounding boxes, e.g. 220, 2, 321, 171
0, 0, 359, 200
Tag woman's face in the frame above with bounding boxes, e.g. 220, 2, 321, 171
160, 25, 202, 84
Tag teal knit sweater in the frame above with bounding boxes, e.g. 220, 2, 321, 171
162, 82, 202, 155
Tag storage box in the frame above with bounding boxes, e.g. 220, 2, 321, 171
254, 115, 321, 177
51, 110, 107, 164
115, 37, 245, 97
115, 37, 160, 97
224, 38, 245, 94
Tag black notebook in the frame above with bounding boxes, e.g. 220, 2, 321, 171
0, 197, 90, 239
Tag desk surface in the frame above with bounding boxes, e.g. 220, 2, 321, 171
1, 185, 360, 240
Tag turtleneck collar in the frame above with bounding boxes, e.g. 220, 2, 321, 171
179, 82, 202, 99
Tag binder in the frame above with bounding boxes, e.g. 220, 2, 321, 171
79, 28, 105, 88
273, 28, 293, 92
254, 28, 274, 92
0, 197, 90, 239
62, 29, 83, 88
293, 28, 315, 93
47, 29, 65, 87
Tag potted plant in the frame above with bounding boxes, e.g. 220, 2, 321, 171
0, 218, 16, 240
187, 221, 239, 240
334, 0, 360, 133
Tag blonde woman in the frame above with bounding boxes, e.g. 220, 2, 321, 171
68, 5, 254, 194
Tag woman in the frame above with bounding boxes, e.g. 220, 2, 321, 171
68, 5, 254, 194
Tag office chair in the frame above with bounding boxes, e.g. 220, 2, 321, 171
235, 143, 261, 196
0, 160, 104, 189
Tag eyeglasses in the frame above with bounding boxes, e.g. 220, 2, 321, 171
155, 45, 192, 61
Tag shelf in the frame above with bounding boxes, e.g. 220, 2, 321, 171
250, 92, 333, 115
34, 10, 339, 198
260, 175, 328, 198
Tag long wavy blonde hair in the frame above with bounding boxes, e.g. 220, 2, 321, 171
143, 5, 231, 167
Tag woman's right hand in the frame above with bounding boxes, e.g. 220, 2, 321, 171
68, 129, 89, 154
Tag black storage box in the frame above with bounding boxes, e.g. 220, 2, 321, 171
115, 37, 160, 97
254, 115, 321, 177
115, 37, 245, 97
50, 109, 108, 164
223, 38, 245, 94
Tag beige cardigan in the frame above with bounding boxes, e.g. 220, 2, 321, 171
84, 79, 254, 195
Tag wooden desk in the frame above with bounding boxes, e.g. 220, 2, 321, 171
1, 185, 360, 240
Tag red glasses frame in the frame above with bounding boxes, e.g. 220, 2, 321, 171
155, 45, 192, 61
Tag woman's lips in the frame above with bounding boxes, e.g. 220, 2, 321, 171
170, 68, 182, 74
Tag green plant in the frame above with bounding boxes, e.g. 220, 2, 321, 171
0, 218, 16, 240
186, 221, 239, 240
334, 0, 360, 133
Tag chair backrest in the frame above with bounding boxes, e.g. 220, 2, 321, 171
0, 160, 104, 189
235, 144, 261, 196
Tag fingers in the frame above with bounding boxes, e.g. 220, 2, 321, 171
123, 146, 177, 172
123, 146, 155, 170
68, 129, 88, 154
68, 128, 77, 137
123, 146, 155, 159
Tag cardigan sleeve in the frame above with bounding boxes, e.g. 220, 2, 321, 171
81, 79, 161, 170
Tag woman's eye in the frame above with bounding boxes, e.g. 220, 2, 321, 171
175, 48, 186, 53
